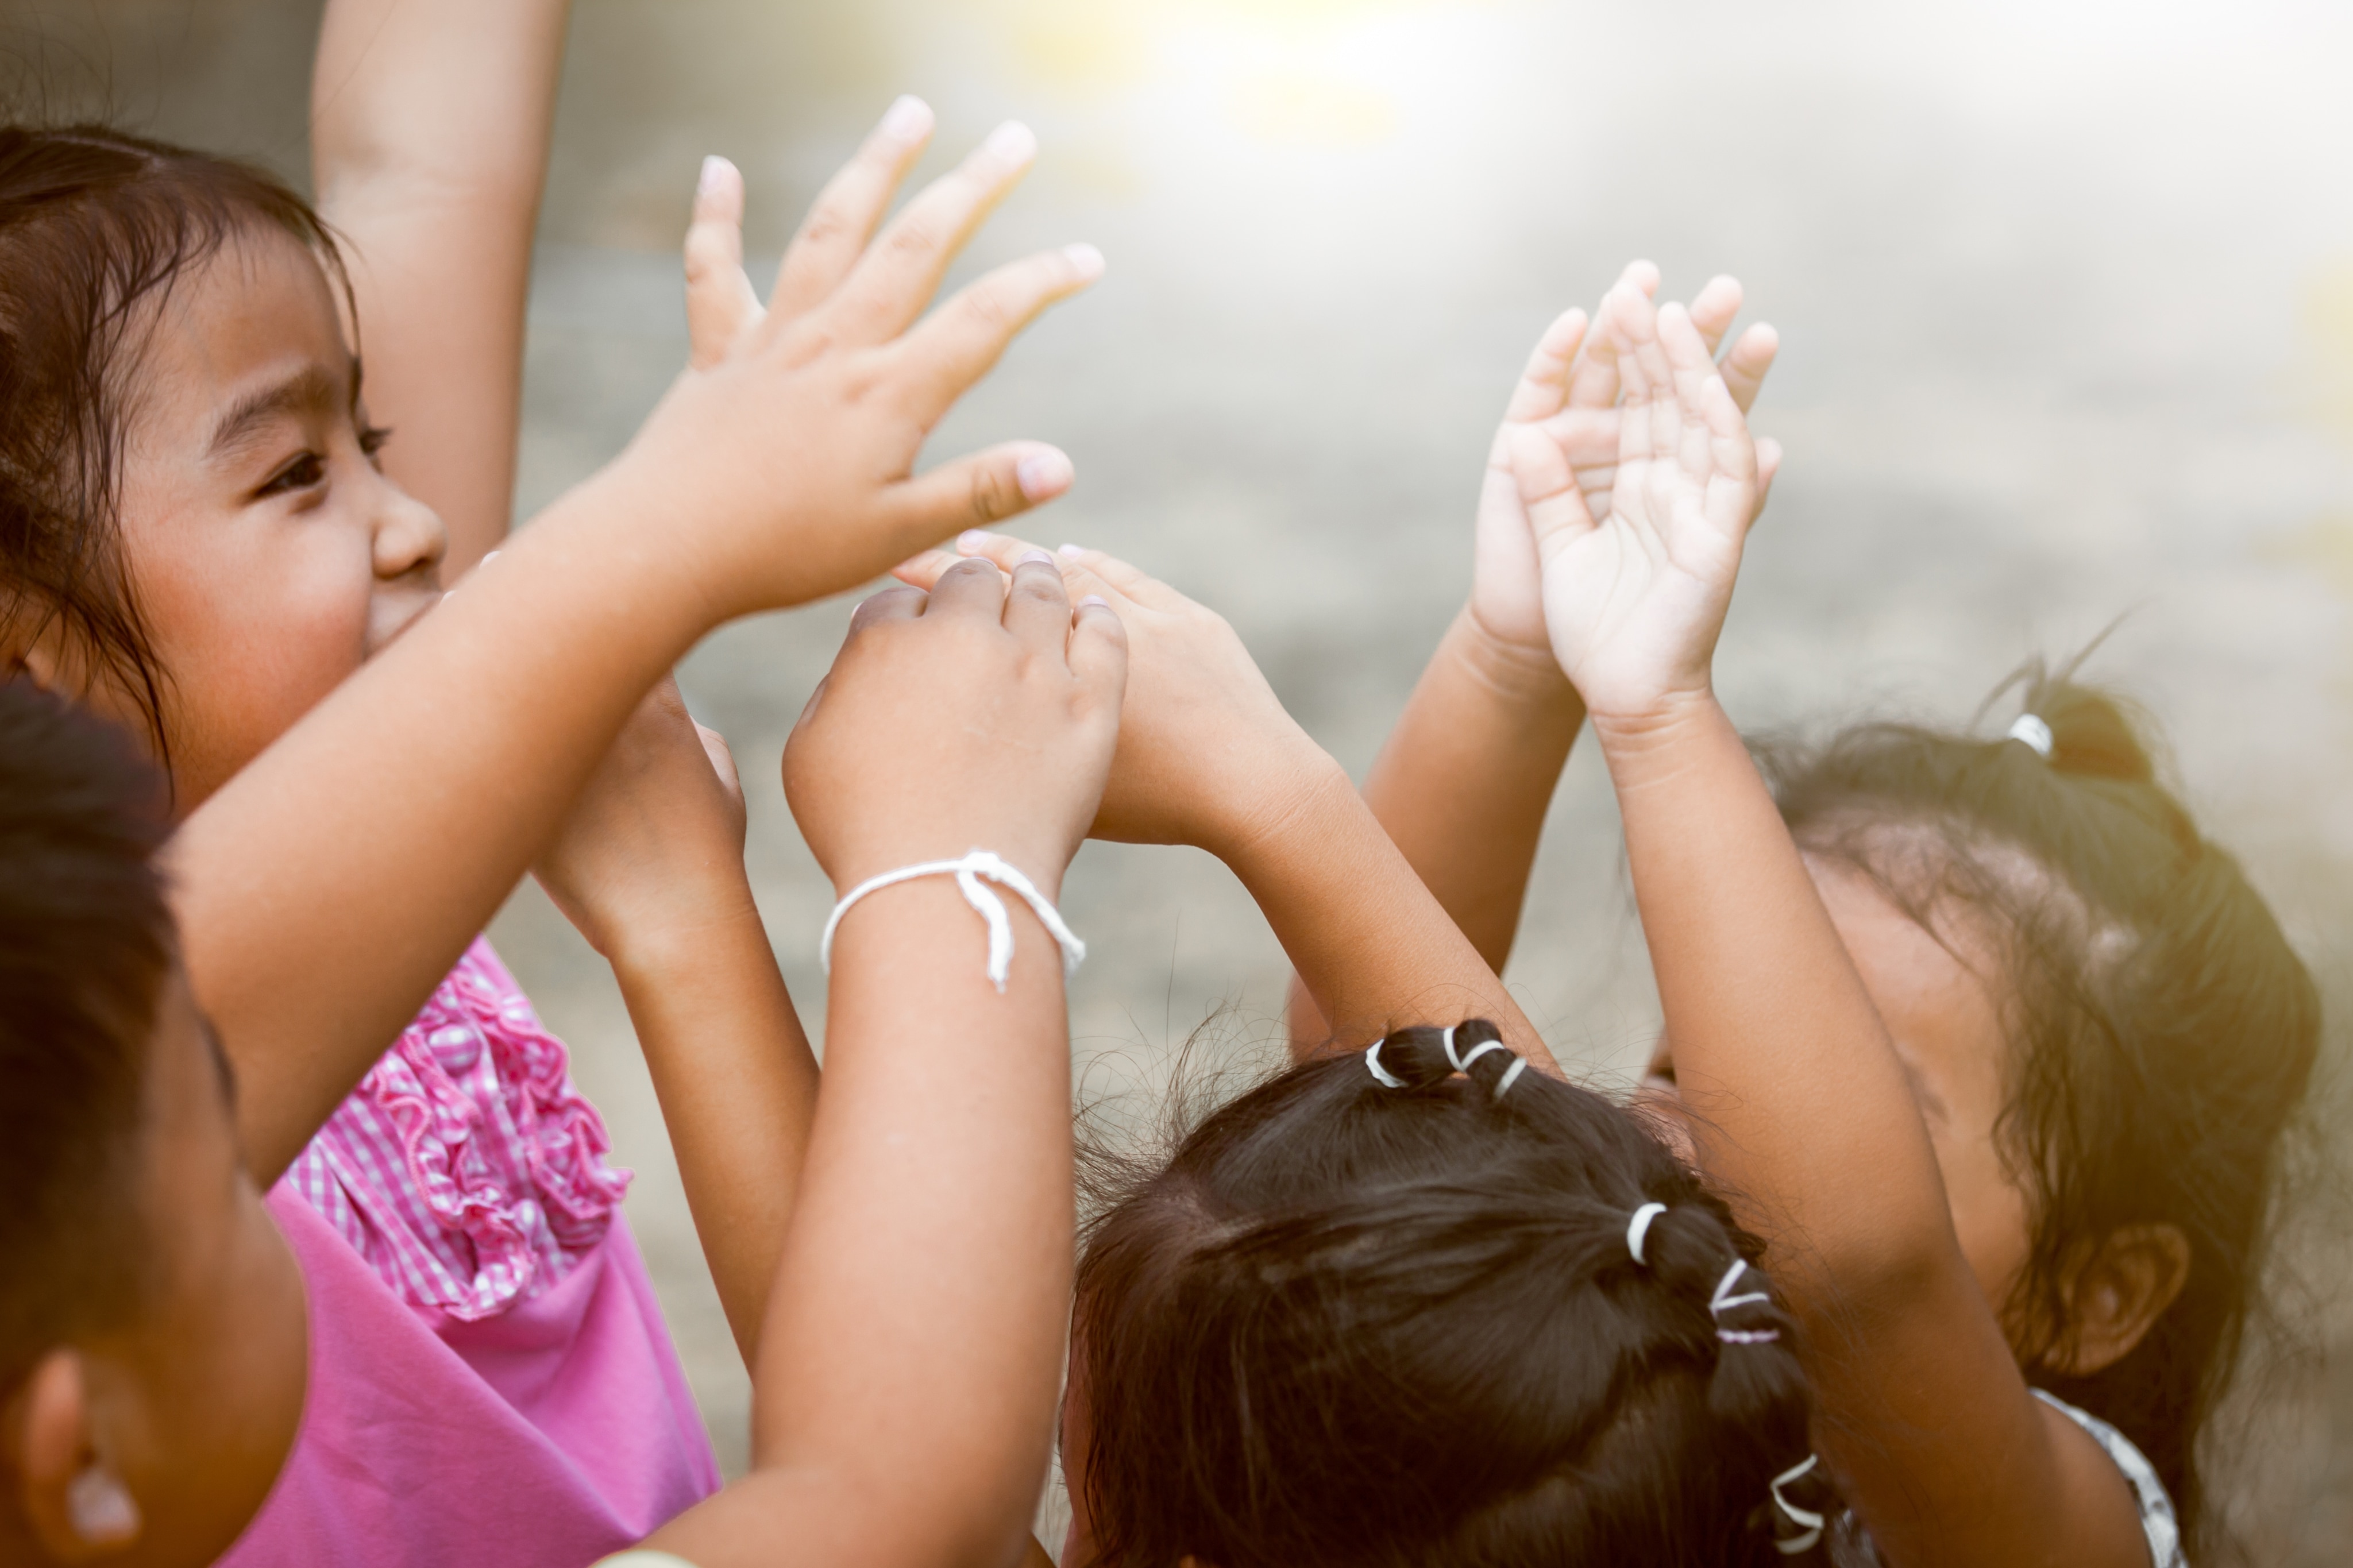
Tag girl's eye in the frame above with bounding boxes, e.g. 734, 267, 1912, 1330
256, 452, 327, 497
359, 424, 393, 461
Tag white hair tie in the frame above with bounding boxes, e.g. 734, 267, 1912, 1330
1769, 1454, 1826, 1555
1492, 1058, 1529, 1099
1626, 1202, 1668, 1265
1710, 1257, 1780, 1344
820, 850, 1083, 995
2008, 713, 2054, 759
1365, 1036, 1407, 1088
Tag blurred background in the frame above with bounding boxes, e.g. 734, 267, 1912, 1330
13, 0, 2353, 1557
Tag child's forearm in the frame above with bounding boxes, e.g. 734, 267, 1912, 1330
1239, 759, 1559, 1073
605, 889, 819, 1369
1362, 605, 1584, 970
175, 474, 708, 1184
647, 886, 1074, 1568
311, 0, 572, 570
1600, 694, 1951, 1283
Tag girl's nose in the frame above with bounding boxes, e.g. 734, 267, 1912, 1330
375, 478, 449, 584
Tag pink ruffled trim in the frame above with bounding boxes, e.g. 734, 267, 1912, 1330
289, 938, 631, 1320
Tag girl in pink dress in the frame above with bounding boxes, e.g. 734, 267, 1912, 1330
0, 0, 1096, 1557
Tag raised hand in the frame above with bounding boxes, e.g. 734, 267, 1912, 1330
784, 554, 1125, 902
895, 531, 1333, 858
609, 99, 1105, 623
1516, 285, 1762, 722
533, 677, 751, 959
1470, 262, 1777, 662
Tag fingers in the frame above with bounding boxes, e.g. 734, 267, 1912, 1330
1066, 593, 1128, 702
1051, 542, 1168, 607
1695, 372, 1761, 536
1500, 308, 1589, 424
694, 721, 743, 800
1753, 436, 1783, 518
1002, 549, 1076, 650
1687, 275, 1744, 356
920, 553, 1010, 621
1718, 322, 1779, 415
1564, 260, 1657, 408
810, 119, 1042, 346
880, 441, 1077, 549
849, 583, 927, 634
684, 157, 766, 369
883, 244, 1106, 428
1506, 422, 1599, 555
767, 95, 938, 323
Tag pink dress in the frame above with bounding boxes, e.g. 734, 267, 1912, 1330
219, 939, 721, 1567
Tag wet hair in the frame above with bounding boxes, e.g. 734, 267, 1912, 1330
0, 123, 349, 766
0, 678, 172, 1396
1070, 1021, 1833, 1568
1763, 660, 2320, 1548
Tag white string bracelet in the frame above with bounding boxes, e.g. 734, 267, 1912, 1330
819, 850, 1084, 995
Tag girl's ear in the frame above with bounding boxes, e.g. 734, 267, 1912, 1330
2050, 1223, 2191, 1377
8, 1347, 143, 1560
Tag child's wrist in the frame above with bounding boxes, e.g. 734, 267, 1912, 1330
581, 866, 763, 967
1452, 605, 1580, 709
1586, 688, 1731, 782
1213, 755, 1359, 882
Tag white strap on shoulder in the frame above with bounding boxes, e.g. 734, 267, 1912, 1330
820, 850, 1084, 994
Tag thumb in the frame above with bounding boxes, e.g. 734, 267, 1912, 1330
1506, 423, 1598, 557
685, 156, 765, 369
881, 442, 1075, 550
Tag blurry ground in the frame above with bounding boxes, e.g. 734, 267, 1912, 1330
18, 0, 2353, 1557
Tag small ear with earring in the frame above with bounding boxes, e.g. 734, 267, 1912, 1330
67, 1463, 140, 1546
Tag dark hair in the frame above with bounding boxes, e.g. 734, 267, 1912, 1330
0, 123, 346, 766
1070, 1021, 1832, 1568
0, 678, 172, 1396
1763, 661, 2320, 1549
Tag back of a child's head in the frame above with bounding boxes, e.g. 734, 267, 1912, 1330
0, 123, 339, 754
0, 677, 171, 1395
1071, 1022, 1830, 1568
1763, 660, 2320, 1544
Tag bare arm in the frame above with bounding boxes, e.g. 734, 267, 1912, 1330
1343, 271, 1778, 983
175, 112, 1099, 1183
1551, 288, 2144, 1567
310, 0, 572, 570
644, 555, 1123, 1568
901, 535, 1556, 1072
536, 681, 819, 1365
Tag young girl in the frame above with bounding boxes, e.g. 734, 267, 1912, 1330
0, 540, 1127, 1568
896, 518, 1830, 1561
0, 15, 1103, 1558
1362, 273, 2319, 1563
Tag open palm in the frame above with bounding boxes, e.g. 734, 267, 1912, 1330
1471, 264, 1779, 658
1519, 287, 1761, 721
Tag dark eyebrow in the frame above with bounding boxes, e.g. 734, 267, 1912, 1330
206, 361, 355, 461
197, 1013, 239, 1110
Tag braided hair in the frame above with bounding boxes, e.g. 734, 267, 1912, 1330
1070, 1021, 1832, 1568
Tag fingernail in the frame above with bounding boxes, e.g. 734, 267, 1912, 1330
1017, 449, 1074, 500
958, 529, 992, 554
697, 155, 727, 198
986, 121, 1039, 164
1019, 549, 1055, 567
1063, 242, 1106, 283
1058, 543, 1084, 559
1079, 594, 1110, 610
881, 94, 932, 142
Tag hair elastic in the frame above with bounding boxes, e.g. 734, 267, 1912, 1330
1491, 1056, 1529, 1100
1769, 1454, 1827, 1555
1365, 1036, 1407, 1089
820, 849, 1083, 995
1710, 1257, 1780, 1344
1626, 1202, 1668, 1265
2007, 712, 2054, 759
